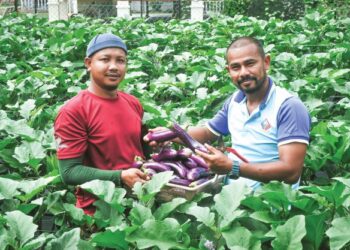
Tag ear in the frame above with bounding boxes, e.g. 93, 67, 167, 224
84, 57, 92, 71
264, 54, 271, 70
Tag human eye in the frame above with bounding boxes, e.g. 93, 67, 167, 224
230, 64, 240, 71
246, 60, 256, 67
99, 57, 109, 62
117, 58, 126, 64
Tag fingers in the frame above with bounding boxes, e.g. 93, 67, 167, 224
136, 169, 150, 180
204, 143, 220, 153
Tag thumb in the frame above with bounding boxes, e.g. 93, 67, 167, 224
136, 169, 149, 180
204, 143, 219, 153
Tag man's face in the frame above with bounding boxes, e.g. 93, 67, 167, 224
226, 43, 270, 94
84, 48, 127, 91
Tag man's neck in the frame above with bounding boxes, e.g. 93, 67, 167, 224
245, 79, 270, 114
88, 84, 118, 99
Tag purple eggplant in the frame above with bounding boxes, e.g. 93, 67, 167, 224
144, 129, 177, 142
182, 158, 198, 169
187, 167, 209, 181
144, 168, 157, 177
131, 160, 143, 168
190, 155, 209, 169
189, 177, 210, 187
151, 148, 178, 162
142, 162, 171, 172
177, 148, 192, 160
171, 123, 209, 153
169, 177, 191, 186
162, 161, 188, 179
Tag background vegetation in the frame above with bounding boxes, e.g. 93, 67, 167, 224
0, 4, 349, 249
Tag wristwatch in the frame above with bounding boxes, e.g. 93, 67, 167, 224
229, 160, 240, 179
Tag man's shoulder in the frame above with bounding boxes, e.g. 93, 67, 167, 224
59, 90, 88, 114
118, 91, 142, 108
119, 91, 140, 102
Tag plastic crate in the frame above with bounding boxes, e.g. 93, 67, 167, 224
156, 175, 225, 202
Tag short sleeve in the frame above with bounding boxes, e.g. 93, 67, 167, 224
277, 97, 311, 146
207, 96, 233, 136
54, 108, 88, 159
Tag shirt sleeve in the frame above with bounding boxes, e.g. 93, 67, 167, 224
54, 108, 88, 159
277, 97, 311, 146
206, 96, 233, 136
59, 157, 122, 186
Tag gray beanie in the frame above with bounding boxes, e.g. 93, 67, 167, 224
86, 33, 127, 57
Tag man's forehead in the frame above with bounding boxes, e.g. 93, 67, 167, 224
227, 44, 260, 62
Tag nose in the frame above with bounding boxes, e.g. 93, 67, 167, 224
239, 65, 249, 77
108, 61, 118, 71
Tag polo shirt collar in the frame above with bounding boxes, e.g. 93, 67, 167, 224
233, 77, 275, 110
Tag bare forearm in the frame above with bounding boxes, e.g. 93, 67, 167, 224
240, 161, 302, 184
187, 126, 218, 144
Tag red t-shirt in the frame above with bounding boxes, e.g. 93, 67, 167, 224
54, 90, 144, 214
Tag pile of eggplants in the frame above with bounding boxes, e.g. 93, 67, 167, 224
139, 123, 213, 187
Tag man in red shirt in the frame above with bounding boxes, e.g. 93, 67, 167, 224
54, 33, 149, 215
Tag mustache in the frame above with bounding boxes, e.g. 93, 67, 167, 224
238, 76, 257, 85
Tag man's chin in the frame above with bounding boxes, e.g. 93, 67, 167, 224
102, 85, 119, 91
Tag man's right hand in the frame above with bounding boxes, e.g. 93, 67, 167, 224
143, 127, 172, 148
121, 168, 149, 188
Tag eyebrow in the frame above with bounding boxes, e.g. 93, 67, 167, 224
229, 58, 257, 66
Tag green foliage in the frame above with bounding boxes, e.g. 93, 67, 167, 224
0, 8, 349, 249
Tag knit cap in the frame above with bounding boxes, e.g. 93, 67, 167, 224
86, 33, 127, 57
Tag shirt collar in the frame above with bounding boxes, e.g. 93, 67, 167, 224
233, 77, 274, 110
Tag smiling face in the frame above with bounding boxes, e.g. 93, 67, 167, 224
226, 43, 270, 95
84, 47, 127, 92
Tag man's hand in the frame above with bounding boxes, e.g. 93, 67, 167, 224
121, 168, 150, 188
195, 144, 232, 175
143, 127, 173, 149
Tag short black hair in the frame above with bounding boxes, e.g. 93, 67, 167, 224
226, 37, 265, 59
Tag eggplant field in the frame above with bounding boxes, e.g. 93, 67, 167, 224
0, 6, 350, 250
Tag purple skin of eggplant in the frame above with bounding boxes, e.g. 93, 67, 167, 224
144, 168, 157, 177
151, 148, 178, 162
162, 161, 188, 179
189, 177, 210, 187
142, 162, 171, 172
144, 129, 177, 142
171, 123, 209, 153
190, 155, 209, 169
131, 160, 143, 168
176, 148, 192, 160
169, 177, 191, 186
187, 167, 209, 181
182, 158, 198, 169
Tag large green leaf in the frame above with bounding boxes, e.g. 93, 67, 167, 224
126, 218, 186, 250
214, 181, 248, 215
304, 213, 328, 250
186, 205, 215, 228
13, 141, 46, 166
91, 230, 128, 249
5, 210, 38, 247
222, 225, 261, 250
326, 217, 350, 250
271, 215, 306, 250
0, 177, 20, 200
129, 203, 154, 226
213, 181, 250, 223
17, 176, 57, 201
45, 228, 81, 250
80, 180, 115, 203
154, 197, 187, 220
